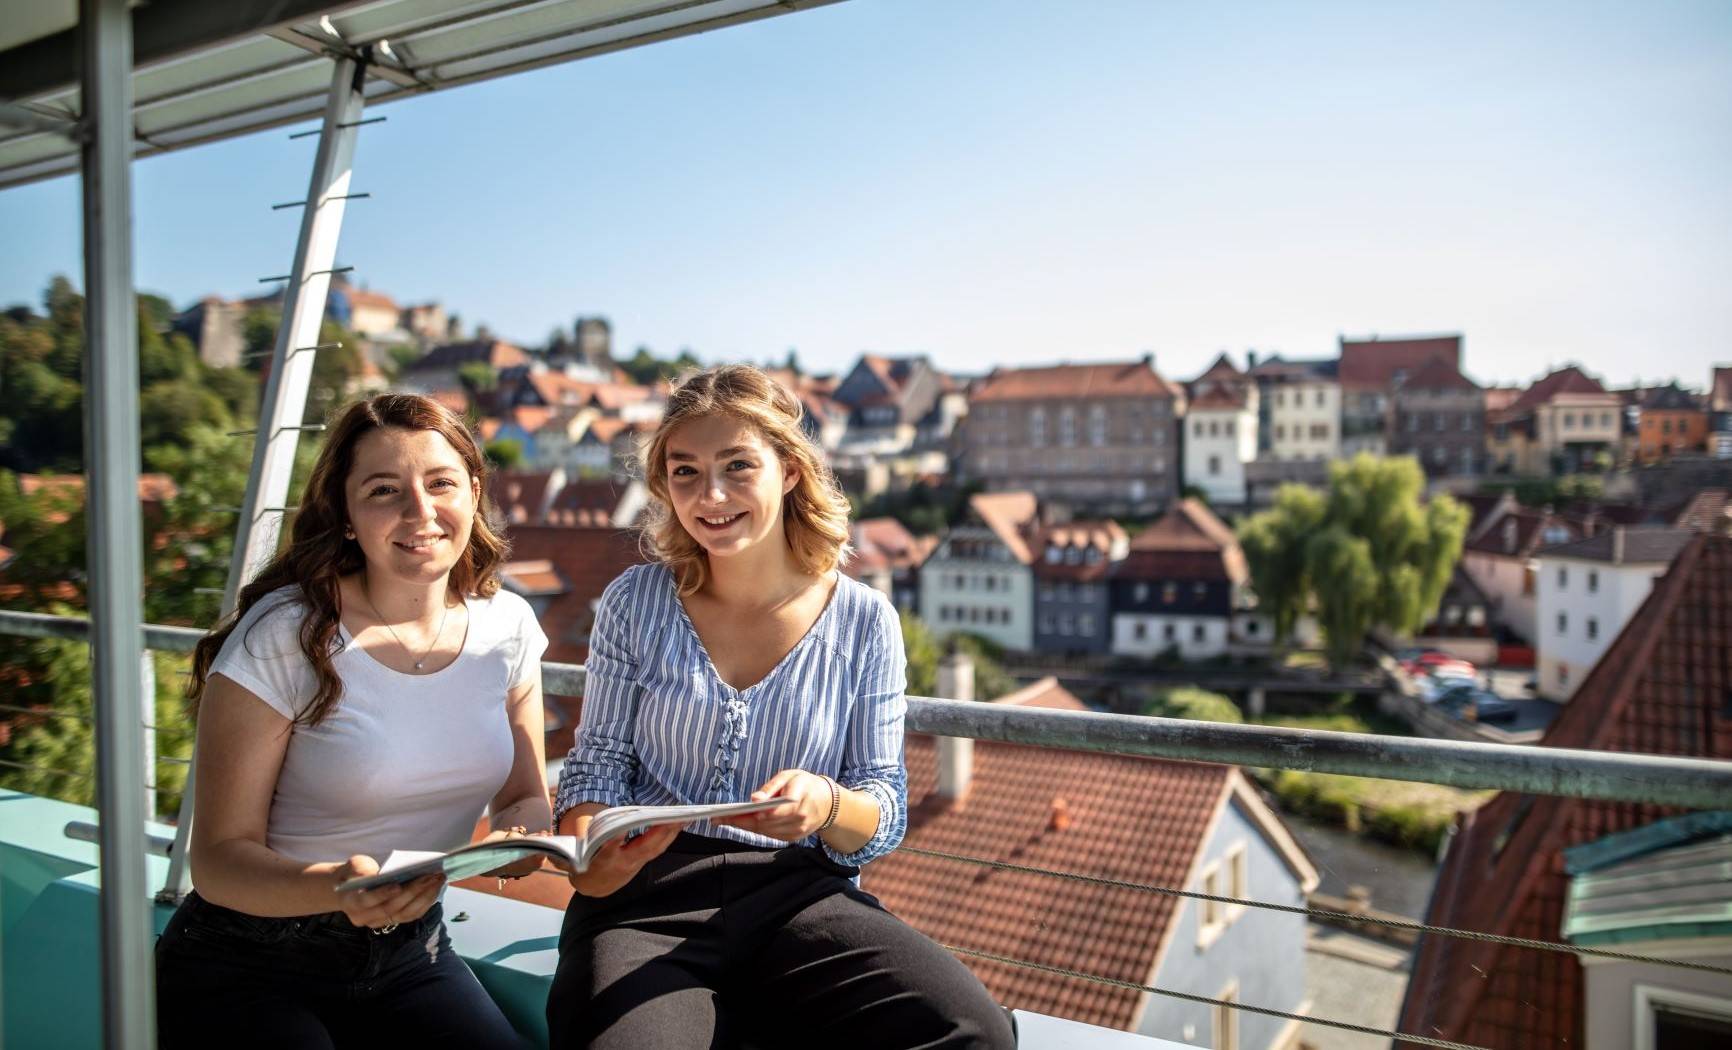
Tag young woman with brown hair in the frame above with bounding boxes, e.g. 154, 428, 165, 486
547, 365, 1013, 1049
155, 393, 546, 1048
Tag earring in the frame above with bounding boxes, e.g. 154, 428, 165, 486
344, 525, 355, 540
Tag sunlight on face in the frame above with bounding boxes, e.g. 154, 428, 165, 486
344, 427, 480, 586
664, 413, 798, 560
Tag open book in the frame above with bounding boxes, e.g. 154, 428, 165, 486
336, 798, 784, 893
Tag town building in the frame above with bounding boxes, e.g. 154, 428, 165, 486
843, 517, 936, 613
1244, 354, 1339, 463
1486, 366, 1622, 476
170, 296, 247, 368
1110, 500, 1250, 660
1031, 519, 1128, 656
918, 491, 1039, 652
1183, 353, 1259, 508
397, 338, 531, 396
1401, 530, 1732, 1049
1533, 527, 1696, 700
1459, 503, 1585, 644
1630, 382, 1709, 465
1388, 358, 1484, 477
830, 354, 947, 457
958, 359, 1185, 516
1337, 334, 1462, 457
864, 677, 1318, 1047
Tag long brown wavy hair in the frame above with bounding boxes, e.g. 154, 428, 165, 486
189, 394, 508, 727
640, 364, 852, 596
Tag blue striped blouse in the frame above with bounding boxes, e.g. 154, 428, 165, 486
554, 562, 909, 866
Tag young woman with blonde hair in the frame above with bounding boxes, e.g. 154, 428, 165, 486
156, 394, 546, 1048
548, 364, 1013, 1048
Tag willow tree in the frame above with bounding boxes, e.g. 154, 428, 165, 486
1239, 454, 1469, 669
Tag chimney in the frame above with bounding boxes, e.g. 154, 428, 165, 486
1048, 797, 1072, 832
935, 650, 975, 804
1246, 350, 1259, 369
1612, 526, 1625, 565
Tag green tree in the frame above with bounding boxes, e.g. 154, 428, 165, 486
1143, 686, 1243, 723
900, 611, 941, 697
484, 438, 525, 470
1238, 454, 1469, 670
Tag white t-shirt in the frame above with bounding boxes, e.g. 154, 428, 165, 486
208, 585, 548, 865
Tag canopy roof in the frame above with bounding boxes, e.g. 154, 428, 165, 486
0, 0, 839, 189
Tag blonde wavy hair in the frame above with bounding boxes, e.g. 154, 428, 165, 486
641, 364, 852, 596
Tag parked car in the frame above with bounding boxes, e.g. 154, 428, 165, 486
1440, 690, 1519, 724
1420, 672, 1478, 703
1402, 655, 1475, 678
1425, 680, 1480, 706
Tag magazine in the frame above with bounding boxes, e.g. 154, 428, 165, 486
335, 798, 784, 893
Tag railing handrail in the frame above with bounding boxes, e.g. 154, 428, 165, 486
5, 608, 1730, 810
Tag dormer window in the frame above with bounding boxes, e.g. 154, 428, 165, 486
1503, 519, 1518, 552
1085, 547, 1102, 564
1065, 546, 1082, 565
1045, 547, 1062, 564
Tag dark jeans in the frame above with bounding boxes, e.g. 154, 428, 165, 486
156, 890, 529, 1049
548, 833, 1016, 1050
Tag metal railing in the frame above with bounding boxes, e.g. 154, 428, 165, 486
6, 605, 1732, 1050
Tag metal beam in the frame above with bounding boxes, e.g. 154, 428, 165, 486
0, 0, 369, 101
265, 24, 429, 92
0, 99, 79, 137
161, 54, 369, 903
77, 0, 154, 1045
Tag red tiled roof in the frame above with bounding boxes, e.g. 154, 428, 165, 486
1122, 500, 1246, 583
428, 388, 470, 415
864, 724, 1310, 1031
415, 339, 529, 371
502, 525, 645, 668
1194, 352, 1243, 385
1032, 520, 1127, 581
488, 470, 560, 525
1398, 357, 1480, 392
18, 472, 179, 504
992, 676, 1090, 711
971, 361, 1183, 403
1400, 534, 1732, 1050
344, 288, 400, 313
1337, 335, 1460, 390
498, 559, 565, 596
1188, 387, 1248, 411
1672, 488, 1729, 532
1501, 366, 1611, 417
848, 517, 936, 571
1483, 386, 1522, 413
970, 491, 1040, 563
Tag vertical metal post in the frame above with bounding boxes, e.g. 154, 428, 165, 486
79, 0, 154, 1045
160, 57, 368, 902
140, 651, 156, 818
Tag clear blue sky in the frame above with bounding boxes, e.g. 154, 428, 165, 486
2, 0, 1728, 388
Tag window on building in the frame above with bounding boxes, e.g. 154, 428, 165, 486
1039, 582, 1054, 601
1059, 614, 1074, 636
1276, 391, 1285, 407
1039, 614, 1053, 634
1162, 582, 1178, 603
1227, 844, 1248, 910
1193, 623, 1206, 642
1134, 583, 1150, 602
1601, 412, 1613, 427
1311, 423, 1328, 440
1559, 663, 1570, 687
1275, 424, 1286, 441
1065, 546, 1081, 565
1058, 406, 1076, 446
1315, 389, 1325, 407
1079, 614, 1095, 635
1133, 622, 1148, 641
1208, 454, 1222, 475
1029, 407, 1046, 446
1563, 412, 1575, 429
1467, 606, 1486, 627
1225, 419, 1235, 436
1407, 413, 1419, 433
1557, 567, 1567, 589
1193, 581, 1207, 599
1213, 982, 1240, 1050
1588, 570, 1599, 593
1558, 612, 1568, 635
1163, 623, 1177, 641
1089, 404, 1107, 446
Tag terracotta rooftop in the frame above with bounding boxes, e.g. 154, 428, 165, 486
1188, 387, 1249, 411
487, 470, 561, 525
17, 472, 179, 504
343, 287, 400, 313
969, 491, 1040, 564
1637, 382, 1703, 412
1192, 352, 1243, 385
1337, 334, 1460, 391
864, 685, 1315, 1030
1400, 533, 1732, 1050
1032, 520, 1127, 581
845, 517, 937, 576
1671, 488, 1730, 532
1121, 500, 1247, 584
498, 559, 565, 596
970, 360, 1183, 403
1499, 365, 1613, 417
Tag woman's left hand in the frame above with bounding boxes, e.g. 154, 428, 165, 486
478, 826, 548, 880
718, 769, 835, 842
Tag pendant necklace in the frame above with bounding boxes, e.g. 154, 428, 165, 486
363, 578, 452, 671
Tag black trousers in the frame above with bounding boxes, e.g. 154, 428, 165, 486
156, 891, 529, 1049
548, 833, 1016, 1050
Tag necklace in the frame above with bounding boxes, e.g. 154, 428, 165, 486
362, 579, 453, 671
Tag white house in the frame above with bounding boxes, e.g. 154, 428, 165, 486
1533, 527, 1695, 700
918, 491, 1038, 652
1184, 354, 1259, 509
1460, 505, 1582, 645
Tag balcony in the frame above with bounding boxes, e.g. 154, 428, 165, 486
4, 608, 1729, 1050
